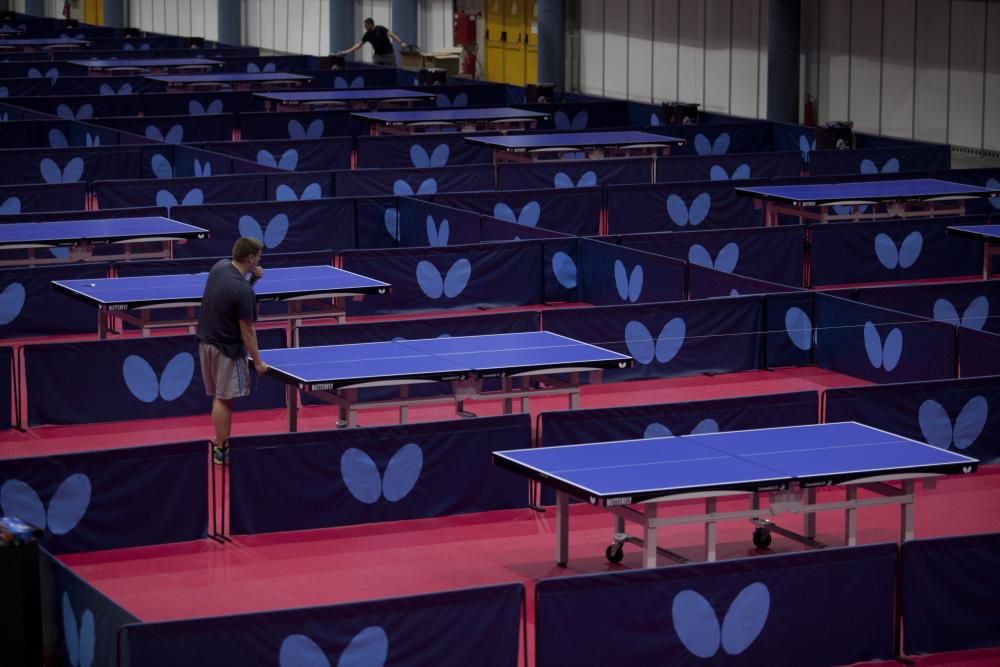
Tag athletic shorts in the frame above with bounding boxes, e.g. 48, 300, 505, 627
199, 343, 250, 400
372, 52, 395, 67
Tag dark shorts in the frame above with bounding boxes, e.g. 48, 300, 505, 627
372, 52, 395, 66
200, 343, 250, 400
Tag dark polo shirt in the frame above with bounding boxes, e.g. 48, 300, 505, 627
197, 259, 256, 359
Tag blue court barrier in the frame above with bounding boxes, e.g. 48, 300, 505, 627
237, 110, 356, 141
823, 375, 1000, 463
334, 164, 494, 197
0, 205, 166, 224
93, 113, 234, 144
540, 390, 819, 445
435, 187, 603, 236
0, 145, 144, 185
115, 250, 333, 278
807, 145, 949, 177
24, 330, 286, 426
0, 441, 207, 553
770, 121, 815, 164
763, 292, 818, 368
688, 264, 802, 300
606, 179, 769, 233
0, 263, 110, 339
0, 88, 146, 114
577, 238, 686, 305
94, 173, 266, 210
265, 170, 336, 201
230, 415, 530, 534
931, 167, 1000, 216
137, 90, 257, 117
516, 101, 630, 129
355, 195, 402, 249
395, 197, 481, 247
655, 151, 802, 183
814, 294, 956, 384
958, 328, 1000, 378
809, 216, 984, 286
0, 346, 10, 429
356, 133, 494, 169
118, 584, 524, 667
497, 157, 652, 191
476, 222, 578, 303
650, 122, 774, 157
901, 534, 1000, 655
534, 544, 897, 667
203, 137, 353, 173
619, 225, 806, 286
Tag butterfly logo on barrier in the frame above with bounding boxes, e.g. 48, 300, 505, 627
99, 82, 132, 96
554, 171, 596, 189
554, 111, 588, 130
155, 188, 203, 214
435, 92, 468, 107
410, 144, 450, 169
614, 260, 643, 303
334, 75, 365, 89
0, 282, 26, 325
493, 201, 540, 227
247, 62, 276, 73
188, 99, 223, 115
0, 474, 92, 535
239, 214, 289, 249
0, 112, 7, 122
151, 154, 174, 179
0, 197, 21, 215
874, 231, 922, 270
62, 593, 96, 667
672, 583, 770, 658
986, 178, 1000, 209
123, 353, 195, 402
709, 164, 751, 181
918, 396, 988, 451
861, 158, 900, 175
863, 321, 903, 372
145, 124, 184, 144
193, 159, 212, 177
288, 119, 324, 140
798, 134, 816, 162
49, 128, 70, 149
426, 215, 449, 247
416, 259, 471, 299
689, 243, 739, 273
393, 178, 437, 196
932, 296, 988, 331
341, 444, 423, 504
649, 112, 661, 126
122, 42, 150, 51
384, 208, 400, 241
0, 87, 8, 97
552, 251, 577, 289
644, 418, 719, 439
57, 104, 93, 120
624, 318, 685, 365
694, 133, 731, 156
85, 133, 101, 147
27, 66, 59, 85
784, 306, 815, 351
279, 627, 389, 667
258, 149, 299, 171
275, 183, 322, 201
666, 193, 711, 227
40, 157, 85, 184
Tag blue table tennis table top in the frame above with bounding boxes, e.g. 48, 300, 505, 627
52, 265, 390, 309
734, 178, 1000, 206
465, 130, 685, 151
69, 57, 224, 69
255, 88, 436, 103
260, 331, 633, 391
146, 72, 313, 84
0, 217, 208, 248
352, 107, 552, 124
946, 224, 1000, 241
494, 422, 978, 505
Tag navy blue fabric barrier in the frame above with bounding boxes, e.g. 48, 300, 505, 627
298, 310, 539, 347
170, 198, 357, 256
958, 328, 1000, 378
355, 195, 401, 249
0, 182, 87, 214
119, 584, 523, 667
395, 197, 481, 247
824, 375, 1000, 463
237, 110, 356, 141
656, 152, 802, 183
230, 415, 530, 534
0, 346, 9, 429
418, 82, 508, 108
542, 297, 763, 382
435, 188, 603, 236
9, 92, 144, 118
116, 250, 332, 277
515, 101, 630, 130
0, 441, 207, 553
648, 123, 773, 156
901, 534, 1000, 654
578, 238, 686, 305
541, 390, 818, 445
809, 216, 984, 286
497, 157, 652, 191
688, 264, 802, 300
93, 113, 234, 144
355, 133, 494, 169
24, 330, 286, 426
764, 292, 818, 368
265, 170, 335, 201
138, 91, 257, 117
0, 262, 109, 339
40, 550, 140, 667
203, 137, 353, 173
930, 167, 1000, 216
621, 226, 806, 287
807, 145, 949, 176
0, 205, 166, 224
168, 144, 248, 179
335, 164, 493, 197
0, 146, 143, 185
841, 279, 1000, 335
94, 173, 266, 211
535, 544, 897, 667
342, 242, 544, 315
606, 179, 769, 233
814, 294, 956, 384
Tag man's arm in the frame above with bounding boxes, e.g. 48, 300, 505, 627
338, 39, 364, 56
387, 30, 407, 47
240, 319, 268, 375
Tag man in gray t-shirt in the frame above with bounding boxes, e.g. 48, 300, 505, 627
197, 237, 268, 463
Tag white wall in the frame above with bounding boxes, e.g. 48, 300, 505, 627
129, 0, 221, 43
243, 0, 328, 56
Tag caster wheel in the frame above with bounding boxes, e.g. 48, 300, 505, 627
605, 543, 624, 563
752, 528, 772, 549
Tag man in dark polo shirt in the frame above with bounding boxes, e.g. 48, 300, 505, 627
198, 237, 268, 464
337, 17, 407, 67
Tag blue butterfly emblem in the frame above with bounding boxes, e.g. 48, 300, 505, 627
279, 627, 388, 667
56, 104, 93, 120
275, 183, 322, 201
258, 149, 298, 170
932, 296, 988, 331
426, 216, 449, 246
874, 231, 922, 269
918, 396, 988, 451
393, 178, 437, 196
0, 87, 8, 97
288, 119, 324, 139
410, 144, 449, 168
193, 159, 211, 177
99, 82, 132, 95
435, 92, 468, 107
493, 201, 540, 227
694, 133, 730, 156
552, 251, 577, 289
341, 444, 422, 503
554, 110, 588, 130
27, 66, 58, 84
40, 157, 84, 184
122, 42, 150, 50
155, 188, 203, 213
863, 322, 902, 371
0, 197, 21, 215
554, 171, 596, 188
0, 112, 7, 122
85, 133, 100, 147
986, 178, 1000, 209
624, 318, 685, 365
0, 474, 91, 535
384, 208, 400, 240
62, 594, 96, 667
188, 99, 223, 115
334, 75, 365, 89
798, 134, 816, 162
123, 353, 195, 402
673, 583, 770, 657
666, 193, 711, 226
145, 124, 184, 144
49, 129, 69, 149
416, 259, 471, 299
784, 307, 815, 351
644, 418, 719, 438
861, 158, 900, 174
246, 62, 276, 73
613, 260, 643, 303
710, 163, 751, 181
151, 154, 173, 179
0, 282, 26, 324
689, 243, 739, 273
239, 214, 289, 249
649, 112, 661, 126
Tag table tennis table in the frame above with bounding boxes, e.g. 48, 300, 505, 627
0, 37, 89, 51
260, 330, 633, 431
0, 217, 208, 267
69, 57, 224, 75
255, 88, 436, 111
51, 265, 390, 340
946, 224, 1000, 279
464, 130, 685, 165
735, 178, 1000, 227
351, 107, 552, 135
146, 72, 312, 92
493, 422, 979, 568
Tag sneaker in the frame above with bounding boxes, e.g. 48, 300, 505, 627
212, 442, 230, 465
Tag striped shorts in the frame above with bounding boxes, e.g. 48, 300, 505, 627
199, 343, 250, 400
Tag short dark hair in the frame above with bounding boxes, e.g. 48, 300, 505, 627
364, 17, 374, 26
232, 236, 263, 262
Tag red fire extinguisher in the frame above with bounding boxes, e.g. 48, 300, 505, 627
461, 45, 477, 78
63, 0, 71, 20
804, 94, 816, 127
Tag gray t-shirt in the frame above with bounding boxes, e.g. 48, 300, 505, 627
197, 259, 256, 359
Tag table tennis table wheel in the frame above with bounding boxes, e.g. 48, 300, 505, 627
752, 527, 772, 549
605, 543, 624, 564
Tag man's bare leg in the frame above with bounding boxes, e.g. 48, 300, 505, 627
212, 397, 233, 448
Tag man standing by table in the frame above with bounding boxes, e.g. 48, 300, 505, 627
337, 17, 407, 67
198, 237, 269, 464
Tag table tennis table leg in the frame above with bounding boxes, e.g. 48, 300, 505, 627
556, 491, 569, 567
502, 377, 513, 415
98, 310, 108, 340
286, 385, 298, 432
900, 479, 915, 541
804, 487, 817, 540
705, 497, 717, 562
844, 486, 858, 546
643, 503, 658, 568
399, 385, 409, 423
